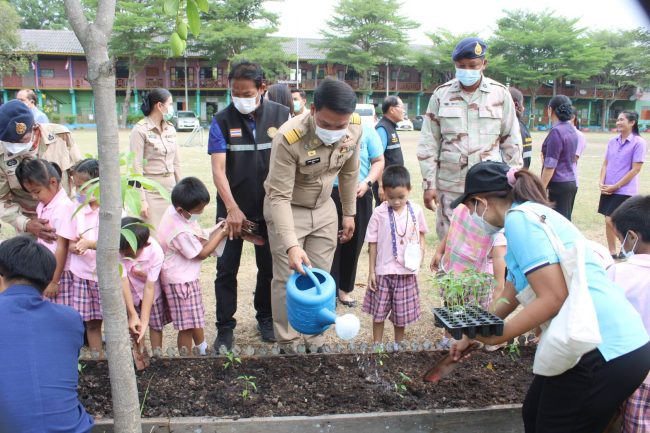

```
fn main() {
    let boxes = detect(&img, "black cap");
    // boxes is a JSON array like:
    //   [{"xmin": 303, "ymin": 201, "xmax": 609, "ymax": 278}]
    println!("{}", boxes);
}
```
[
  {"xmin": 452, "ymin": 37, "xmax": 487, "ymax": 62},
  {"xmin": 451, "ymin": 161, "xmax": 511, "ymax": 209},
  {"xmin": 0, "ymin": 100, "xmax": 34, "ymax": 142}
]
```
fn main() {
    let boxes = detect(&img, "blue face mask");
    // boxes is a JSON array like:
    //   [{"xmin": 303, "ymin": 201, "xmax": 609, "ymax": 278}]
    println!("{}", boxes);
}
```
[
  {"xmin": 75, "ymin": 192, "xmax": 87, "ymax": 204},
  {"xmin": 455, "ymin": 68, "xmax": 482, "ymax": 87}
]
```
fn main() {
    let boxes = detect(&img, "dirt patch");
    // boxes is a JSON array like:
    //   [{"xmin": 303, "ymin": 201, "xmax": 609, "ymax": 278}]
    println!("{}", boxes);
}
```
[{"xmin": 79, "ymin": 346, "xmax": 534, "ymax": 419}]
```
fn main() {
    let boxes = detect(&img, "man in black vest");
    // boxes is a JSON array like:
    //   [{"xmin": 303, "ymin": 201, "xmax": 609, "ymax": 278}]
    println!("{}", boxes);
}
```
[
  {"xmin": 509, "ymin": 87, "xmax": 533, "ymax": 169},
  {"xmin": 208, "ymin": 61, "xmax": 290, "ymax": 350},
  {"xmin": 373, "ymin": 95, "xmax": 405, "ymax": 205}
]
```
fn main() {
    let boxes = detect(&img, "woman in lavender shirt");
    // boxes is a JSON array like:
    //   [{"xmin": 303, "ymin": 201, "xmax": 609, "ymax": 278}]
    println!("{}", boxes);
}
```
[
  {"xmin": 599, "ymin": 110, "xmax": 647, "ymax": 258},
  {"xmin": 540, "ymin": 95, "xmax": 579, "ymax": 220}
]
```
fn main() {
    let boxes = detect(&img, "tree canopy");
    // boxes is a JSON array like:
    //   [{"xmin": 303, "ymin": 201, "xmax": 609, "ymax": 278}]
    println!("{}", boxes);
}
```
[{"xmin": 0, "ymin": 1, "xmax": 29, "ymax": 78}]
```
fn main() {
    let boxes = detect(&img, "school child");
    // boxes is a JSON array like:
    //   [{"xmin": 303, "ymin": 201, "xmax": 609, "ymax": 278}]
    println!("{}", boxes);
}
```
[
  {"xmin": 60, "ymin": 159, "xmax": 102, "ymax": 353},
  {"xmin": 157, "ymin": 177, "xmax": 228, "ymax": 354},
  {"xmin": 119, "ymin": 216, "xmax": 168, "ymax": 353},
  {"xmin": 15, "ymin": 159, "xmax": 75, "ymax": 305},
  {"xmin": 609, "ymin": 195, "xmax": 650, "ymax": 433},
  {"xmin": 362, "ymin": 166, "xmax": 428, "ymax": 344}
]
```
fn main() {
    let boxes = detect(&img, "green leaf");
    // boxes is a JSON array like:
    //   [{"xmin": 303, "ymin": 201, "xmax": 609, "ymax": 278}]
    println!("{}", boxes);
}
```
[
  {"xmin": 120, "ymin": 228, "xmax": 138, "ymax": 255},
  {"xmin": 124, "ymin": 188, "xmax": 142, "ymax": 217},
  {"xmin": 195, "ymin": 0, "xmax": 208, "ymax": 13},
  {"xmin": 186, "ymin": 0, "xmax": 200, "ymax": 36},
  {"xmin": 177, "ymin": 21, "xmax": 188, "ymax": 40},
  {"xmin": 162, "ymin": 0, "xmax": 179, "ymax": 16},
  {"xmin": 170, "ymin": 31, "xmax": 184, "ymax": 57}
]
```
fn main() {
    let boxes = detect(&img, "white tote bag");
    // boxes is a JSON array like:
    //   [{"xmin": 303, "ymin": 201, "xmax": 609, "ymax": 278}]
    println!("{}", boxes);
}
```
[{"xmin": 509, "ymin": 205, "xmax": 602, "ymax": 376}]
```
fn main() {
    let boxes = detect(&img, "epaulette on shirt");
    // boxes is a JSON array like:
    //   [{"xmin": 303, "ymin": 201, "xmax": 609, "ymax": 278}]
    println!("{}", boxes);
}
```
[
  {"xmin": 136, "ymin": 118, "xmax": 147, "ymax": 125},
  {"xmin": 487, "ymin": 79, "xmax": 507, "ymax": 89},
  {"xmin": 349, "ymin": 113, "xmax": 361, "ymax": 125},
  {"xmin": 44, "ymin": 123, "xmax": 71, "ymax": 134},
  {"xmin": 434, "ymin": 82, "xmax": 453, "ymax": 93},
  {"xmin": 283, "ymin": 128, "xmax": 303, "ymax": 145}
]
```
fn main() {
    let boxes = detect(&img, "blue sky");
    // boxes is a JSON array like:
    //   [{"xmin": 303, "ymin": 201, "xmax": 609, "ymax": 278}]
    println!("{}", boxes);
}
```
[{"xmin": 266, "ymin": 0, "xmax": 650, "ymax": 45}]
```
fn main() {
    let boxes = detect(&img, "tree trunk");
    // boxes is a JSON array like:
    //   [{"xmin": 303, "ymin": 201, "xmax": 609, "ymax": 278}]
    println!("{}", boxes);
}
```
[
  {"xmin": 63, "ymin": 1, "xmax": 142, "ymax": 432},
  {"xmin": 529, "ymin": 90, "xmax": 537, "ymax": 129},
  {"xmin": 120, "ymin": 56, "xmax": 134, "ymax": 129}
]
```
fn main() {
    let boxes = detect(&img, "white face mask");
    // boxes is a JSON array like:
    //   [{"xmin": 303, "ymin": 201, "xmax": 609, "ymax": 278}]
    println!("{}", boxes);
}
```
[
  {"xmin": 621, "ymin": 231, "xmax": 638, "ymax": 258},
  {"xmin": 315, "ymin": 125, "xmax": 347, "ymax": 145},
  {"xmin": 232, "ymin": 96, "xmax": 258, "ymax": 114},
  {"xmin": 1, "ymin": 136, "xmax": 34, "ymax": 156},
  {"xmin": 188, "ymin": 214, "xmax": 200, "ymax": 223},
  {"xmin": 471, "ymin": 200, "xmax": 501, "ymax": 235}
]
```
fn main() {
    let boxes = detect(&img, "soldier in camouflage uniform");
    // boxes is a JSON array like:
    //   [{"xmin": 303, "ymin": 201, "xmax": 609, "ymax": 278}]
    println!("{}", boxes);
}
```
[
  {"xmin": 0, "ymin": 100, "xmax": 81, "ymax": 240},
  {"xmin": 417, "ymin": 37, "xmax": 523, "ymax": 240}
]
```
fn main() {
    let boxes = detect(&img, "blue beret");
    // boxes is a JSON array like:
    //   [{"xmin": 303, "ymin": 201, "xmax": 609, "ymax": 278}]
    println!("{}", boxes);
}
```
[
  {"xmin": 452, "ymin": 37, "xmax": 488, "ymax": 61},
  {"xmin": 0, "ymin": 100, "xmax": 34, "ymax": 142}
]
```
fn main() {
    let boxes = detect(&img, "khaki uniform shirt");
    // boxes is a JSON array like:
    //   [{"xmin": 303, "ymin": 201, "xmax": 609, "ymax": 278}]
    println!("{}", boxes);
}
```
[
  {"xmin": 417, "ymin": 76, "xmax": 523, "ymax": 193},
  {"xmin": 264, "ymin": 112, "xmax": 362, "ymax": 251},
  {"xmin": 130, "ymin": 117, "xmax": 180, "ymax": 177},
  {"xmin": 0, "ymin": 123, "xmax": 81, "ymax": 231}
]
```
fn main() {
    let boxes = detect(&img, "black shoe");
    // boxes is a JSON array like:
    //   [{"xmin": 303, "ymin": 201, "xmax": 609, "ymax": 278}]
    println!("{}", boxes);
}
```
[
  {"xmin": 257, "ymin": 320, "xmax": 276, "ymax": 342},
  {"xmin": 214, "ymin": 328, "xmax": 234, "ymax": 352}
]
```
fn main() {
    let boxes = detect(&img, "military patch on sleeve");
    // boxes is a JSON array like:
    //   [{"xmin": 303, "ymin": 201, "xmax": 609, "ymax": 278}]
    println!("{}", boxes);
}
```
[
  {"xmin": 283, "ymin": 128, "xmax": 302, "ymax": 144},
  {"xmin": 349, "ymin": 113, "xmax": 361, "ymax": 125},
  {"xmin": 267, "ymin": 127, "xmax": 278, "ymax": 138}
]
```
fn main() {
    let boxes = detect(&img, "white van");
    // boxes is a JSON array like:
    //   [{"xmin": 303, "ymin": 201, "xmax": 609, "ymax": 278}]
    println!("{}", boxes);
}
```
[{"xmin": 354, "ymin": 103, "xmax": 376, "ymax": 127}]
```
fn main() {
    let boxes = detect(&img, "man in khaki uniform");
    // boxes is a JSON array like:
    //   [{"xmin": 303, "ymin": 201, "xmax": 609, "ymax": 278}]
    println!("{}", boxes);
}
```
[
  {"xmin": 0, "ymin": 100, "xmax": 81, "ymax": 240},
  {"xmin": 417, "ymin": 37, "xmax": 522, "ymax": 239},
  {"xmin": 264, "ymin": 78, "xmax": 361, "ymax": 346}
]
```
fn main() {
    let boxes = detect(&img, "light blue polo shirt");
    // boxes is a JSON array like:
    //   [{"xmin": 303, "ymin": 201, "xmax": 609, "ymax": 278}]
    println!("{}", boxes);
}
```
[
  {"xmin": 334, "ymin": 122, "xmax": 383, "ymax": 187},
  {"xmin": 504, "ymin": 201, "xmax": 649, "ymax": 362}
]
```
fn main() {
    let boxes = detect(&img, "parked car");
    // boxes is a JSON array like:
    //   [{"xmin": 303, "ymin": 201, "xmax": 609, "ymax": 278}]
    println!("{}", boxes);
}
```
[
  {"xmin": 354, "ymin": 103, "xmax": 377, "ymax": 127},
  {"xmin": 172, "ymin": 111, "xmax": 200, "ymax": 131},
  {"xmin": 412, "ymin": 115, "xmax": 424, "ymax": 131},
  {"xmin": 396, "ymin": 115, "xmax": 414, "ymax": 131}
]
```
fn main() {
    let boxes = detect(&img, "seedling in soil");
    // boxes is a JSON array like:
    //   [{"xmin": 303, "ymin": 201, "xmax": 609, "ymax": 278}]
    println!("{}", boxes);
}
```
[
  {"xmin": 374, "ymin": 345, "xmax": 389, "ymax": 367},
  {"xmin": 237, "ymin": 375, "xmax": 257, "ymax": 400},
  {"xmin": 223, "ymin": 351, "xmax": 241, "ymax": 370},
  {"xmin": 140, "ymin": 373, "xmax": 155, "ymax": 415},
  {"xmin": 507, "ymin": 342, "xmax": 521, "ymax": 361},
  {"xmin": 394, "ymin": 372, "xmax": 411, "ymax": 398},
  {"xmin": 78, "ymin": 361, "xmax": 86, "ymax": 374}
]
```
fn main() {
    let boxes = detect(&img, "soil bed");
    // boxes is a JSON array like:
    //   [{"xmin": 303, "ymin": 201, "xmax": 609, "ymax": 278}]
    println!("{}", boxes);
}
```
[{"xmin": 79, "ymin": 346, "xmax": 534, "ymax": 419}]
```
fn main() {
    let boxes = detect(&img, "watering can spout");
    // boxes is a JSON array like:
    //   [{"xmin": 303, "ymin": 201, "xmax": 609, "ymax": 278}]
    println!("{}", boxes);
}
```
[{"xmin": 317, "ymin": 308, "xmax": 338, "ymax": 327}]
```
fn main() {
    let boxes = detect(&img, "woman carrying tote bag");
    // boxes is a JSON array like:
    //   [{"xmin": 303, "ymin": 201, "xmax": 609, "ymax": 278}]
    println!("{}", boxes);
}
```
[{"xmin": 449, "ymin": 161, "xmax": 650, "ymax": 433}]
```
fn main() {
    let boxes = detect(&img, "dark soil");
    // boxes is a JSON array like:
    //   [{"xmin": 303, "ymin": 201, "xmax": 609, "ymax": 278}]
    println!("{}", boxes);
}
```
[{"xmin": 79, "ymin": 347, "xmax": 534, "ymax": 419}]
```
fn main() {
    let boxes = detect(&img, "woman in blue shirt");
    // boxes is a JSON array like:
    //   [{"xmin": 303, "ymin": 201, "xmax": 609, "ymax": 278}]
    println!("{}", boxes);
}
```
[{"xmin": 450, "ymin": 161, "xmax": 650, "ymax": 433}]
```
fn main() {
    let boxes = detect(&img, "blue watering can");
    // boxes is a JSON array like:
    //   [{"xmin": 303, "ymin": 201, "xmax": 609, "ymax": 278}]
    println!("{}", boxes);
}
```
[{"xmin": 286, "ymin": 265, "xmax": 360, "ymax": 339}]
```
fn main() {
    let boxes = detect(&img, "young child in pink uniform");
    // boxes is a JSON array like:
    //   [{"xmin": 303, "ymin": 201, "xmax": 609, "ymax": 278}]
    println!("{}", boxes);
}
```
[
  {"xmin": 609, "ymin": 195, "xmax": 650, "ymax": 433},
  {"xmin": 158, "ymin": 177, "xmax": 228, "ymax": 354},
  {"xmin": 363, "ymin": 166, "xmax": 428, "ymax": 344},
  {"xmin": 119, "ymin": 216, "xmax": 169, "ymax": 353},
  {"xmin": 16, "ymin": 159, "xmax": 75, "ymax": 305},
  {"xmin": 59, "ymin": 159, "xmax": 102, "ymax": 353}
]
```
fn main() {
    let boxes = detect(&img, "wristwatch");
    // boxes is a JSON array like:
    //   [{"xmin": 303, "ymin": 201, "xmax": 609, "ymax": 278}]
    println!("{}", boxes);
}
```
[{"xmin": 366, "ymin": 180, "xmax": 373, "ymax": 188}]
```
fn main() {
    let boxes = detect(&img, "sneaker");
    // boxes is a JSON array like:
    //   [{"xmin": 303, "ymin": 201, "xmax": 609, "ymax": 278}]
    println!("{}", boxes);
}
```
[
  {"xmin": 214, "ymin": 328, "xmax": 234, "ymax": 352},
  {"xmin": 257, "ymin": 320, "xmax": 276, "ymax": 342}
]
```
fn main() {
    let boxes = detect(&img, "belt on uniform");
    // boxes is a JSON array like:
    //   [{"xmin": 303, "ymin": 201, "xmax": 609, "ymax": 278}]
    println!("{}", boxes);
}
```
[{"xmin": 145, "ymin": 172, "xmax": 173, "ymax": 177}]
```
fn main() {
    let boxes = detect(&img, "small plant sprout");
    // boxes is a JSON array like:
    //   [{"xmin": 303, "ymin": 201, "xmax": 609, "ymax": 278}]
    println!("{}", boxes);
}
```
[
  {"xmin": 77, "ymin": 361, "xmax": 86, "ymax": 374},
  {"xmin": 507, "ymin": 341, "xmax": 521, "ymax": 361},
  {"xmin": 223, "ymin": 351, "xmax": 242, "ymax": 370},
  {"xmin": 374, "ymin": 345, "xmax": 388, "ymax": 367},
  {"xmin": 434, "ymin": 269, "xmax": 496, "ymax": 313},
  {"xmin": 394, "ymin": 372, "xmax": 411, "ymax": 398},
  {"xmin": 237, "ymin": 375, "xmax": 257, "ymax": 400}
]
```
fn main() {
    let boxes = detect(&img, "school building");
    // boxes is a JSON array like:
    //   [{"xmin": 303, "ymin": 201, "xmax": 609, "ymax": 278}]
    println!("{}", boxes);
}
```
[{"xmin": 3, "ymin": 29, "xmax": 648, "ymax": 130}]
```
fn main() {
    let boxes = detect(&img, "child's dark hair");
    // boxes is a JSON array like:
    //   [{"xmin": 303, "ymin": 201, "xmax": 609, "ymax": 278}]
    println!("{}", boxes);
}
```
[
  {"xmin": 610, "ymin": 195, "xmax": 650, "ymax": 243},
  {"xmin": 15, "ymin": 158, "xmax": 62, "ymax": 192},
  {"xmin": 382, "ymin": 165, "xmax": 411, "ymax": 189},
  {"xmin": 0, "ymin": 235, "xmax": 55, "ymax": 291},
  {"xmin": 119, "ymin": 217, "xmax": 150, "ymax": 254},
  {"xmin": 73, "ymin": 158, "xmax": 99, "ymax": 179},
  {"xmin": 141, "ymin": 88, "xmax": 172, "ymax": 116},
  {"xmin": 171, "ymin": 177, "xmax": 210, "ymax": 211}
]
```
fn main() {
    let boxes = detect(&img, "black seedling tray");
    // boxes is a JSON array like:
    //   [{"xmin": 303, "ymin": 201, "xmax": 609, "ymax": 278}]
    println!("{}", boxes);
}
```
[{"xmin": 433, "ymin": 305, "xmax": 504, "ymax": 340}]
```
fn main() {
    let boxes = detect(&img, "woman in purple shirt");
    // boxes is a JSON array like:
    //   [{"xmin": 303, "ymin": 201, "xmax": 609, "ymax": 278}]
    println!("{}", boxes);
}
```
[
  {"xmin": 599, "ymin": 110, "xmax": 647, "ymax": 258},
  {"xmin": 541, "ymin": 95, "xmax": 579, "ymax": 220}
]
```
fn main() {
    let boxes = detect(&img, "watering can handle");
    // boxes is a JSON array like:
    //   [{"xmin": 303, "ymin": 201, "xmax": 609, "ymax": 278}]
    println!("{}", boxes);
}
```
[{"xmin": 302, "ymin": 264, "xmax": 322, "ymax": 295}]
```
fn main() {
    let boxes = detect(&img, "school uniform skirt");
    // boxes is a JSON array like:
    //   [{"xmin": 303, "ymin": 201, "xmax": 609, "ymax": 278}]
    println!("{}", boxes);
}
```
[
  {"xmin": 135, "ymin": 295, "xmax": 171, "ymax": 332},
  {"xmin": 71, "ymin": 274, "xmax": 103, "ymax": 321},
  {"xmin": 162, "ymin": 279, "xmax": 205, "ymax": 330},
  {"xmin": 49, "ymin": 269, "xmax": 74, "ymax": 307}
]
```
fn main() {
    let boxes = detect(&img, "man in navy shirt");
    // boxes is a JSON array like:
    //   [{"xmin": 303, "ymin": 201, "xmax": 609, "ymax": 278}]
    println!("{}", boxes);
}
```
[{"xmin": 0, "ymin": 236, "xmax": 94, "ymax": 433}]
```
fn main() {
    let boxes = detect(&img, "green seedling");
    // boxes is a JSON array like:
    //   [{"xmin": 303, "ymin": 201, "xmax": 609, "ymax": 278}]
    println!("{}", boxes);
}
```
[
  {"xmin": 77, "ymin": 361, "xmax": 86, "ymax": 374},
  {"xmin": 237, "ymin": 375, "xmax": 257, "ymax": 400},
  {"xmin": 507, "ymin": 341, "xmax": 521, "ymax": 361},
  {"xmin": 433, "ymin": 269, "xmax": 496, "ymax": 313},
  {"xmin": 394, "ymin": 372, "xmax": 411, "ymax": 398},
  {"xmin": 374, "ymin": 345, "xmax": 389, "ymax": 367},
  {"xmin": 223, "ymin": 351, "xmax": 241, "ymax": 370},
  {"xmin": 140, "ymin": 373, "xmax": 155, "ymax": 415}
]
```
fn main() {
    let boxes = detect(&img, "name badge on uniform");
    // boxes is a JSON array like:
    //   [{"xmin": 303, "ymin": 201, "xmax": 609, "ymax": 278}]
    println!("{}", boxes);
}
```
[
  {"xmin": 307, "ymin": 150, "xmax": 316, "ymax": 156},
  {"xmin": 230, "ymin": 128, "xmax": 242, "ymax": 138},
  {"xmin": 306, "ymin": 157, "xmax": 321, "ymax": 165},
  {"xmin": 6, "ymin": 159, "xmax": 17, "ymax": 167}
]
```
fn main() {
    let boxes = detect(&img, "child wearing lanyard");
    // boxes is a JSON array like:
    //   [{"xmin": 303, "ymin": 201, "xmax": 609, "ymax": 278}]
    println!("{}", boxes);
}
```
[{"xmin": 362, "ymin": 166, "xmax": 428, "ymax": 346}]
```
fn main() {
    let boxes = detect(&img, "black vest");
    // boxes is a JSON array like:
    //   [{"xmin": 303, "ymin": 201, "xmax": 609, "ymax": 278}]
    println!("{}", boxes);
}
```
[
  {"xmin": 214, "ymin": 98, "xmax": 289, "ymax": 221},
  {"xmin": 519, "ymin": 119, "xmax": 533, "ymax": 169},
  {"xmin": 375, "ymin": 117, "xmax": 404, "ymax": 166}
]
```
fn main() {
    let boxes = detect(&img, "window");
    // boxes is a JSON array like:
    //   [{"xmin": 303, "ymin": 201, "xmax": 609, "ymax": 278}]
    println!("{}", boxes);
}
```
[
  {"xmin": 39, "ymin": 69, "xmax": 54, "ymax": 78},
  {"xmin": 115, "ymin": 62, "xmax": 129, "ymax": 79},
  {"xmin": 146, "ymin": 67, "xmax": 159, "ymax": 77},
  {"xmin": 200, "ymin": 67, "xmax": 213, "ymax": 79}
]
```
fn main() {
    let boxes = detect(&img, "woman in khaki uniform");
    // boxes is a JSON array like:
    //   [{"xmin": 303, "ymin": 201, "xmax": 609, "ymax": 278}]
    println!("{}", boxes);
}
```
[{"xmin": 129, "ymin": 88, "xmax": 181, "ymax": 231}]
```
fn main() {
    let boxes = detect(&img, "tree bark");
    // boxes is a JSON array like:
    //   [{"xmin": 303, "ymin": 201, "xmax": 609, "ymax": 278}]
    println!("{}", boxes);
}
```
[{"xmin": 63, "ymin": 1, "xmax": 142, "ymax": 432}]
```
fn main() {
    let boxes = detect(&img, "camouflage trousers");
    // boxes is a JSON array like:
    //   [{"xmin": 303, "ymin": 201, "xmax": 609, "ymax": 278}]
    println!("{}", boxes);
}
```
[{"xmin": 435, "ymin": 190, "xmax": 463, "ymax": 240}]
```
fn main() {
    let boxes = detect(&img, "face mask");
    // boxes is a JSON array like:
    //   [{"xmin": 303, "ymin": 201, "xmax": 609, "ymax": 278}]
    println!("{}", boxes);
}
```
[
  {"xmin": 2, "ymin": 136, "xmax": 34, "ymax": 156},
  {"xmin": 455, "ymin": 68, "xmax": 482, "ymax": 87},
  {"xmin": 232, "ymin": 96, "xmax": 258, "ymax": 115},
  {"xmin": 163, "ymin": 105, "xmax": 174, "ymax": 122},
  {"xmin": 293, "ymin": 100, "xmax": 302, "ymax": 113},
  {"xmin": 621, "ymin": 231, "xmax": 638, "ymax": 258},
  {"xmin": 75, "ymin": 192, "xmax": 87, "ymax": 203},
  {"xmin": 188, "ymin": 214, "xmax": 200, "ymax": 223},
  {"xmin": 315, "ymin": 125, "xmax": 347, "ymax": 145},
  {"xmin": 471, "ymin": 200, "xmax": 501, "ymax": 235}
]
